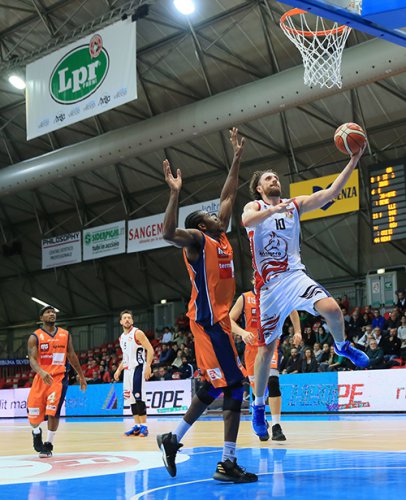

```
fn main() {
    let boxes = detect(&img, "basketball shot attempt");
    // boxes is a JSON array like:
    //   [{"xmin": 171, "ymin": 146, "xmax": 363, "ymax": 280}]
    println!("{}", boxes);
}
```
[
  {"xmin": 157, "ymin": 127, "xmax": 257, "ymax": 483},
  {"xmin": 243, "ymin": 135, "xmax": 369, "ymax": 440}
]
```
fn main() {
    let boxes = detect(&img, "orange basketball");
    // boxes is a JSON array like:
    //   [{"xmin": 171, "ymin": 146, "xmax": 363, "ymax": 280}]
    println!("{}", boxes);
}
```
[{"xmin": 334, "ymin": 123, "xmax": 366, "ymax": 155}]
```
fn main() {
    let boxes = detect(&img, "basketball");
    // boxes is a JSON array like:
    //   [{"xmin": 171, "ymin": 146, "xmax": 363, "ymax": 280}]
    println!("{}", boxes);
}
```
[{"xmin": 334, "ymin": 122, "xmax": 367, "ymax": 155}]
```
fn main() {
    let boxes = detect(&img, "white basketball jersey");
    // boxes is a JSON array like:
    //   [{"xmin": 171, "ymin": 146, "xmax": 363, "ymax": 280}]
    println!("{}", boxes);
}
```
[
  {"xmin": 119, "ymin": 327, "xmax": 145, "ymax": 370},
  {"xmin": 245, "ymin": 198, "xmax": 305, "ymax": 285}
]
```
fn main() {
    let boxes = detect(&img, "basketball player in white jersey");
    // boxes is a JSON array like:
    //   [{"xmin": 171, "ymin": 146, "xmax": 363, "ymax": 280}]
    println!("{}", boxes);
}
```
[
  {"xmin": 114, "ymin": 310, "xmax": 154, "ymax": 437},
  {"xmin": 242, "ymin": 144, "xmax": 369, "ymax": 438}
]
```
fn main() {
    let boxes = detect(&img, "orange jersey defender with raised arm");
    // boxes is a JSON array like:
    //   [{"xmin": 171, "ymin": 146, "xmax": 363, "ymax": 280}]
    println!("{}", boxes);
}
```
[
  {"xmin": 240, "ymin": 291, "xmax": 279, "ymax": 388},
  {"xmin": 183, "ymin": 232, "xmax": 245, "ymax": 388},
  {"xmin": 27, "ymin": 327, "xmax": 70, "ymax": 425}
]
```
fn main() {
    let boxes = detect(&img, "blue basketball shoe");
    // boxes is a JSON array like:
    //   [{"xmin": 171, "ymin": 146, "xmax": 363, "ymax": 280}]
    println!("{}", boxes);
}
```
[
  {"xmin": 124, "ymin": 425, "xmax": 140, "ymax": 436},
  {"xmin": 139, "ymin": 425, "xmax": 149, "ymax": 437},
  {"xmin": 334, "ymin": 341, "xmax": 370, "ymax": 368},
  {"xmin": 251, "ymin": 404, "xmax": 269, "ymax": 441}
]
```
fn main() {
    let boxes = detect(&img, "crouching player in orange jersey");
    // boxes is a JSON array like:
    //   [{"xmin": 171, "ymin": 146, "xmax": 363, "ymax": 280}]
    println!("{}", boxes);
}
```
[
  {"xmin": 27, "ymin": 306, "xmax": 87, "ymax": 457},
  {"xmin": 230, "ymin": 290, "xmax": 301, "ymax": 441}
]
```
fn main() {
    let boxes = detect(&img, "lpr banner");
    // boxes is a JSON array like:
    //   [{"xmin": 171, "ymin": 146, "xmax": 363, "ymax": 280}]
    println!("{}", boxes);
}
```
[
  {"xmin": 83, "ymin": 221, "xmax": 126, "ymax": 261},
  {"xmin": 26, "ymin": 19, "xmax": 137, "ymax": 140},
  {"xmin": 42, "ymin": 232, "xmax": 81, "ymax": 269},
  {"xmin": 289, "ymin": 170, "xmax": 359, "ymax": 221}
]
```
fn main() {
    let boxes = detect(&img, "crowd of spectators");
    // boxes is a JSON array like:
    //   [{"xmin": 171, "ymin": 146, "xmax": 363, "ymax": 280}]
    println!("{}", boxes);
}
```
[{"xmin": 2, "ymin": 290, "xmax": 405, "ymax": 390}]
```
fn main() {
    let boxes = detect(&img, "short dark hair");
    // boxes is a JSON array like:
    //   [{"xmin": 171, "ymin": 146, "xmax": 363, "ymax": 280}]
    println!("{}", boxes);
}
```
[
  {"xmin": 184, "ymin": 210, "xmax": 207, "ymax": 229},
  {"xmin": 39, "ymin": 305, "xmax": 55, "ymax": 317},
  {"xmin": 120, "ymin": 309, "xmax": 133, "ymax": 319},
  {"xmin": 249, "ymin": 169, "xmax": 278, "ymax": 200}
]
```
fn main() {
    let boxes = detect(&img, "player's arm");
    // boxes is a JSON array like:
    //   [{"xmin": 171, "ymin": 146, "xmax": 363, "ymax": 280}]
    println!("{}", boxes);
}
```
[
  {"xmin": 136, "ymin": 330, "xmax": 154, "ymax": 380},
  {"xmin": 242, "ymin": 199, "xmax": 292, "ymax": 227},
  {"xmin": 296, "ymin": 144, "xmax": 366, "ymax": 214},
  {"xmin": 162, "ymin": 159, "xmax": 203, "ymax": 250},
  {"xmin": 27, "ymin": 334, "xmax": 53, "ymax": 385},
  {"xmin": 230, "ymin": 295, "xmax": 255, "ymax": 345},
  {"xmin": 114, "ymin": 361, "xmax": 125, "ymax": 381},
  {"xmin": 67, "ymin": 335, "xmax": 87, "ymax": 392},
  {"xmin": 289, "ymin": 310, "xmax": 302, "ymax": 347},
  {"xmin": 217, "ymin": 127, "xmax": 245, "ymax": 229}
]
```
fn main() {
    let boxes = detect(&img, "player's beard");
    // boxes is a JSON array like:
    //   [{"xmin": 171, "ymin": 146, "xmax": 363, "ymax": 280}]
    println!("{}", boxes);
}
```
[{"xmin": 265, "ymin": 185, "xmax": 281, "ymax": 198}]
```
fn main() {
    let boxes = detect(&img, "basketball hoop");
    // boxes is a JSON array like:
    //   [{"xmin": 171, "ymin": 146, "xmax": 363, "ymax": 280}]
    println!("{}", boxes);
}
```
[{"xmin": 280, "ymin": 8, "xmax": 352, "ymax": 89}]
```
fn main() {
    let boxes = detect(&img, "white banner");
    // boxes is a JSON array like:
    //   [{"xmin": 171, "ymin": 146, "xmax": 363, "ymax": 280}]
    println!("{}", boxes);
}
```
[
  {"xmin": 83, "ymin": 221, "xmax": 126, "ymax": 261},
  {"xmin": 178, "ymin": 198, "xmax": 231, "ymax": 232},
  {"xmin": 26, "ymin": 20, "xmax": 137, "ymax": 140},
  {"xmin": 337, "ymin": 370, "xmax": 406, "ymax": 412},
  {"xmin": 42, "ymin": 232, "xmax": 81, "ymax": 269},
  {"xmin": 127, "ymin": 213, "xmax": 169, "ymax": 253},
  {"xmin": 0, "ymin": 388, "xmax": 66, "ymax": 418}
]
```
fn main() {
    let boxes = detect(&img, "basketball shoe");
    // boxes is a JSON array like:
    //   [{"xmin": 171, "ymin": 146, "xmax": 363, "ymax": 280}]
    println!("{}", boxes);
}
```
[
  {"xmin": 213, "ymin": 459, "xmax": 258, "ymax": 483},
  {"xmin": 271, "ymin": 423, "xmax": 286, "ymax": 441},
  {"xmin": 139, "ymin": 425, "xmax": 148, "ymax": 437},
  {"xmin": 252, "ymin": 404, "xmax": 269, "ymax": 440},
  {"xmin": 124, "ymin": 425, "xmax": 141, "ymax": 436},
  {"xmin": 32, "ymin": 428, "xmax": 43, "ymax": 452},
  {"xmin": 334, "ymin": 341, "xmax": 370, "ymax": 368},
  {"xmin": 156, "ymin": 432, "xmax": 183, "ymax": 477},
  {"xmin": 39, "ymin": 442, "xmax": 53, "ymax": 458}
]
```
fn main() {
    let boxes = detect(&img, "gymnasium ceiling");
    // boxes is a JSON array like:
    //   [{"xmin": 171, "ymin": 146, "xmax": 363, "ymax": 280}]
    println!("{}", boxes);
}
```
[{"xmin": 0, "ymin": 0, "xmax": 405, "ymax": 328}]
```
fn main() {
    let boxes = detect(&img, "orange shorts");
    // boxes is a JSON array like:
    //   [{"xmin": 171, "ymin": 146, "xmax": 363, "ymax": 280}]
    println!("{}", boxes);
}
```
[
  {"xmin": 27, "ymin": 372, "xmax": 67, "ymax": 425},
  {"xmin": 190, "ymin": 317, "xmax": 246, "ymax": 388},
  {"xmin": 245, "ymin": 342, "xmax": 279, "ymax": 389}
]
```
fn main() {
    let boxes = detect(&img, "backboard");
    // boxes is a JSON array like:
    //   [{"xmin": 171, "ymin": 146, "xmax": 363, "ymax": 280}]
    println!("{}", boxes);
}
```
[{"xmin": 282, "ymin": 1, "xmax": 406, "ymax": 47}]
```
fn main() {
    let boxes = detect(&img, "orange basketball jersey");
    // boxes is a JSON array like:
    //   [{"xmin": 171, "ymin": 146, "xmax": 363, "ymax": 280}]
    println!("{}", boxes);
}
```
[
  {"xmin": 184, "ymin": 232, "xmax": 235, "ymax": 326},
  {"xmin": 31, "ymin": 327, "xmax": 69, "ymax": 376}
]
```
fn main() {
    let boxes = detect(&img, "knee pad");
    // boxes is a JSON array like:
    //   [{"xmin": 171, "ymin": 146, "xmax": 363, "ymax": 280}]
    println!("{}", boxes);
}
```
[
  {"xmin": 268, "ymin": 375, "xmax": 281, "ymax": 398},
  {"xmin": 196, "ymin": 381, "xmax": 221, "ymax": 405},
  {"xmin": 135, "ymin": 400, "xmax": 147, "ymax": 416},
  {"xmin": 223, "ymin": 383, "xmax": 243, "ymax": 412}
]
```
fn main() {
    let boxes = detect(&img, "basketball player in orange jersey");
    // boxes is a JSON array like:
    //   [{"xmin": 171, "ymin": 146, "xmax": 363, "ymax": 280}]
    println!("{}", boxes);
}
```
[
  {"xmin": 157, "ymin": 127, "xmax": 257, "ymax": 484},
  {"xmin": 27, "ymin": 306, "xmax": 87, "ymax": 457},
  {"xmin": 230, "ymin": 291, "xmax": 301, "ymax": 441},
  {"xmin": 242, "ymin": 143, "xmax": 369, "ymax": 439}
]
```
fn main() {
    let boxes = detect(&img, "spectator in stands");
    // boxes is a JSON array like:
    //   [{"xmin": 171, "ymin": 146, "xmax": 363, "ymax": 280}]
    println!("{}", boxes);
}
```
[
  {"xmin": 84, "ymin": 359, "xmax": 99, "ymax": 381},
  {"xmin": 301, "ymin": 348, "xmax": 319, "ymax": 373},
  {"xmin": 319, "ymin": 346, "xmax": 343, "ymax": 372},
  {"xmin": 156, "ymin": 366, "xmax": 172, "ymax": 381},
  {"xmin": 313, "ymin": 343, "xmax": 324, "ymax": 363},
  {"xmin": 173, "ymin": 330, "xmax": 188, "ymax": 348},
  {"xmin": 159, "ymin": 343, "xmax": 173, "ymax": 365},
  {"xmin": 149, "ymin": 368, "xmax": 160, "ymax": 381},
  {"xmin": 362, "ymin": 305, "xmax": 373, "ymax": 320},
  {"xmin": 341, "ymin": 295, "xmax": 350, "ymax": 311},
  {"xmin": 348, "ymin": 309, "xmax": 364, "ymax": 341},
  {"xmin": 161, "ymin": 327, "xmax": 173, "ymax": 344},
  {"xmin": 398, "ymin": 314, "xmax": 406, "ymax": 360},
  {"xmin": 302, "ymin": 326, "xmax": 316, "ymax": 348},
  {"xmin": 172, "ymin": 350, "xmax": 184, "ymax": 369},
  {"xmin": 178, "ymin": 356, "xmax": 194, "ymax": 379},
  {"xmin": 395, "ymin": 289, "xmax": 406, "ymax": 312},
  {"xmin": 366, "ymin": 339, "xmax": 384, "ymax": 369},
  {"xmin": 340, "ymin": 307, "xmax": 350, "ymax": 324},
  {"xmin": 88, "ymin": 371, "xmax": 102, "ymax": 384},
  {"xmin": 381, "ymin": 328, "xmax": 401, "ymax": 362},
  {"xmin": 282, "ymin": 348, "xmax": 301, "ymax": 375},
  {"xmin": 361, "ymin": 312, "xmax": 372, "ymax": 329},
  {"xmin": 176, "ymin": 313, "xmax": 190, "ymax": 333},
  {"xmin": 319, "ymin": 343, "xmax": 331, "ymax": 363},
  {"xmin": 373, "ymin": 327, "xmax": 384, "ymax": 345},
  {"xmin": 316, "ymin": 326, "xmax": 332, "ymax": 346},
  {"xmin": 384, "ymin": 310, "xmax": 401, "ymax": 332},
  {"xmin": 371, "ymin": 309, "xmax": 385, "ymax": 331}
]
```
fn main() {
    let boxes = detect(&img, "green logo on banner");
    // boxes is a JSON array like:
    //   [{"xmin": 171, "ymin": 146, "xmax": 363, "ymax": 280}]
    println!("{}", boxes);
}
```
[{"xmin": 49, "ymin": 35, "xmax": 109, "ymax": 104}]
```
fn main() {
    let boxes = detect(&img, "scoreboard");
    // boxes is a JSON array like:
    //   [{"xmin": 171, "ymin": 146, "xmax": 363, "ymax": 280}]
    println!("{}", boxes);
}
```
[{"xmin": 370, "ymin": 161, "xmax": 406, "ymax": 244}]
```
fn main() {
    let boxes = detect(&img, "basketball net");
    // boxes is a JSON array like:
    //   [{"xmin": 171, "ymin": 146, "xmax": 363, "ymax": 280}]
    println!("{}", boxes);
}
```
[{"xmin": 280, "ymin": 9, "xmax": 352, "ymax": 89}]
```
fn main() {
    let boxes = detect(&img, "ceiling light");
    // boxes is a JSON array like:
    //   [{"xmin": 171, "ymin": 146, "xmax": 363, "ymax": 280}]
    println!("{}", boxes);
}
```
[
  {"xmin": 8, "ymin": 73, "xmax": 26, "ymax": 90},
  {"xmin": 173, "ymin": 0, "xmax": 195, "ymax": 16},
  {"xmin": 31, "ymin": 297, "xmax": 60, "ymax": 313},
  {"xmin": 377, "ymin": 268, "xmax": 385, "ymax": 275},
  {"xmin": 160, "ymin": 299, "xmax": 167, "ymax": 304}
]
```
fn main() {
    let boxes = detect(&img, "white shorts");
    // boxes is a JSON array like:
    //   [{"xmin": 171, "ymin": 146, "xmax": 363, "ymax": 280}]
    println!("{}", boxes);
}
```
[
  {"xmin": 258, "ymin": 270, "xmax": 330, "ymax": 345},
  {"xmin": 123, "ymin": 365, "xmax": 144, "ymax": 404}
]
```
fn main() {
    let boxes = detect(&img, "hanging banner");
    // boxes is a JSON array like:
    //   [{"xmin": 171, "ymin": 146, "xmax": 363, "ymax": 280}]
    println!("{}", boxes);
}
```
[
  {"xmin": 83, "ymin": 221, "xmax": 126, "ymax": 261},
  {"xmin": 26, "ymin": 19, "xmax": 137, "ymax": 140},
  {"xmin": 127, "ymin": 213, "xmax": 169, "ymax": 253},
  {"xmin": 178, "ymin": 198, "xmax": 232, "ymax": 232},
  {"xmin": 42, "ymin": 232, "xmax": 81, "ymax": 269},
  {"xmin": 289, "ymin": 170, "xmax": 359, "ymax": 221}
]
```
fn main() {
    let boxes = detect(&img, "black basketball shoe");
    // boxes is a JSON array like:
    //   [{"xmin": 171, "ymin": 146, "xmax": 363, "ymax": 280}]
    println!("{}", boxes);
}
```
[
  {"xmin": 156, "ymin": 432, "xmax": 183, "ymax": 477},
  {"xmin": 32, "ymin": 428, "xmax": 43, "ymax": 452},
  {"xmin": 272, "ymin": 423, "xmax": 286, "ymax": 441},
  {"xmin": 39, "ymin": 441, "xmax": 53, "ymax": 458},
  {"xmin": 213, "ymin": 459, "xmax": 258, "ymax": 483}
]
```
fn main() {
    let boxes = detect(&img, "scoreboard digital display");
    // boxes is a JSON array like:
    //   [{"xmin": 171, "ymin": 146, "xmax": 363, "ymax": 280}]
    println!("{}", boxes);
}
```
[{"xmin": 370, "ymin": 161, "xmax": 406, "ymax": 244}]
